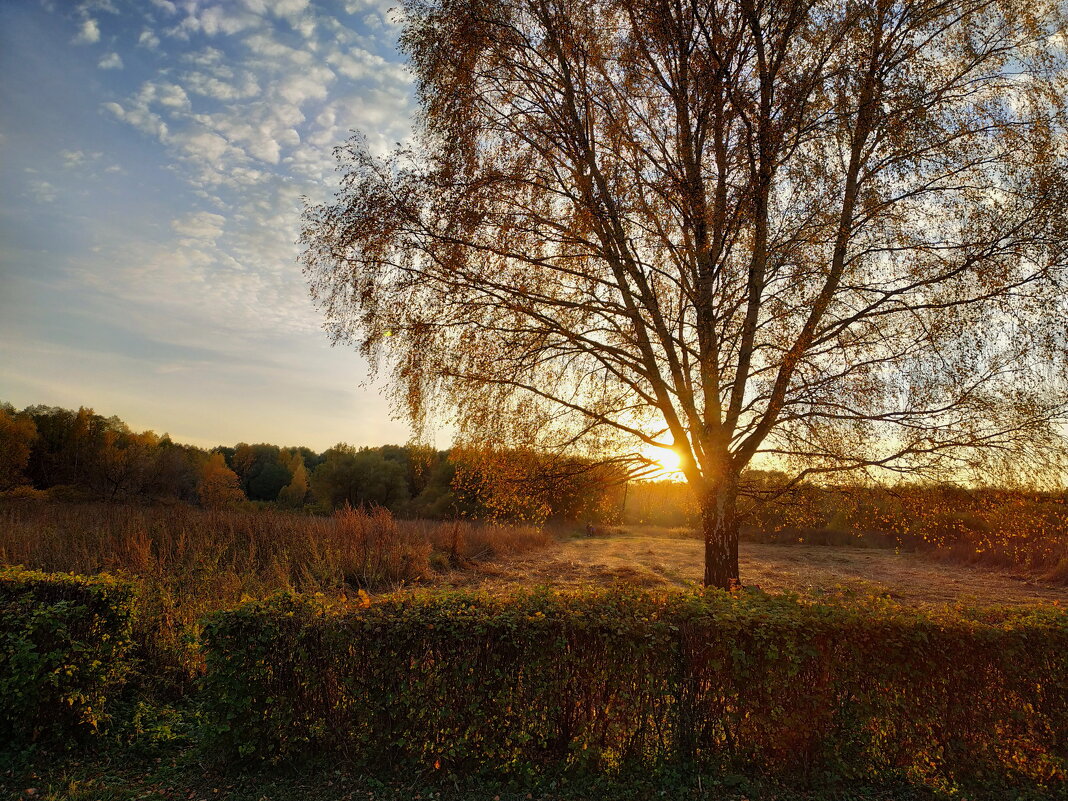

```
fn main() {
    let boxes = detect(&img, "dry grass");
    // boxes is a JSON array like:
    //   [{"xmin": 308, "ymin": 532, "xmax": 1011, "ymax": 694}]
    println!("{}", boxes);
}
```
[
  {"xmin": 4, "ymin": 500, "xmax": 1064, "ymax": 682},
  {"xmin": 440, "ymin": 527, "xmax": 1068, "ymax": 609},
  {"xmin": 0, "ymin": 502, "xmax": 550, "ymax": 588},
  {"xmin": 0, "ymin": 501, "xmax": 551, "ymax": 681},
  {"xmin": 741, "ymin": 487, "xmax": 1068, "ymax": 576}
]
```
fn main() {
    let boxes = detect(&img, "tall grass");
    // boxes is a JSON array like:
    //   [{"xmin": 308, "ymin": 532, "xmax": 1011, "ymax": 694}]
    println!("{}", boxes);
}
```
[
  {"xmin": 735, "ymin": 486, "xmax": 1068, "ymax": 581},
  {"xmin": 0, "ymin": 501, "xmax": 552, "ymax": 683}
]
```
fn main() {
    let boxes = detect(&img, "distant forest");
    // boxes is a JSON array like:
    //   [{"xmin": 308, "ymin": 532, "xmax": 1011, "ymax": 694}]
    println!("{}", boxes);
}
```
[
  {"xmin": 6, "ymin": 402, "xmax": 1066, "ymax": 566},
  {"xmin": 0, "ymin": 401, "xmax": 646, "ymax": 523}
]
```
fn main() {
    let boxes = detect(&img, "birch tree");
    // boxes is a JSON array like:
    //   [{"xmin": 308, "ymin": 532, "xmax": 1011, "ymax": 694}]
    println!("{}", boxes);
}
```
[{"xmin": 303, "ymin": 0, "xmax": 1068, "ymax": 587}]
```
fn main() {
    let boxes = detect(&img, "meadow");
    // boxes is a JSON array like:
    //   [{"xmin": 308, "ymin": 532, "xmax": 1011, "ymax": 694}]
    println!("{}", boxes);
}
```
[
  {"xmin": 3, "ymin": 499, "xmax": 1068, "ymax": 801},
  {"xmin": 446, "ymin": 528, "xmax": 1068, "ymax": 608},
  {"xmin": 626, "ymin": 481, "xmax": 1068, "ymax": 583},
  {"xmin": 0, "ymin": 501, "xmax": 550, "ymax": 683},
  {"xmin": 6, "ymin": 0, "xmax": 1068, "ymax": 796},
  {"xmin": 2, "ymin": 498, "xmax": 1066, "ymax": 684}
]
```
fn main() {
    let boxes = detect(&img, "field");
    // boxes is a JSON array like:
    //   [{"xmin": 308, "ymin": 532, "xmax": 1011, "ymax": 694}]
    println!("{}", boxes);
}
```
[
  {"xmin": 2, "ymin": 500, "xmax": 1065, "ymax": 682},
  {"xmin": 3, "ymin": 501, "xmax": 1068, "ymax": 801},
  {"xmin": 0, "ymin": 502, "xmax": 553, "ymax": 681},
  {"xmin": 448, "ymin": 528, "xmax": 1068, "ymax": 608},
  {"xmin": 5, "ymin": 501, "xmax": 1066, "ymax": 615}
]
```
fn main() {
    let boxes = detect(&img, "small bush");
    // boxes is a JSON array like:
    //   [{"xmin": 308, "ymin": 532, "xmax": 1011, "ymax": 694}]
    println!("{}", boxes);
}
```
[
  {"xmin": 0, "ymin": 567, "xmax": 136, "ymax": 749},
  {"xmin": 331, "ymin": 505, "xmax": 433, "ymax": 587},
  {"xmin": 426, "ymin": 519, "xmax": 552, "ymax": 563},
  {"xmin": 200, "ymin": 589, "xmax": 1068, "ymax": 793}
]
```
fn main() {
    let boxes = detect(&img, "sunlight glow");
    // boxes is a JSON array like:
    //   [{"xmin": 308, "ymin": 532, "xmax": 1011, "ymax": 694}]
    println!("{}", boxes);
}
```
[{"xmin": 642, "ymin": 444, "xmax": 683, "ymax": 477}]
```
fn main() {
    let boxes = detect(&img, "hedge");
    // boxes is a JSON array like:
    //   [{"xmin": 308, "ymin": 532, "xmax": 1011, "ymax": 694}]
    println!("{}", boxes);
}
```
[
  {"xmin": 0, "ymin": 567, "xmax": 136, "ymax": 748},
  {"xmin": 201, "ymin": 589, "xmax": 1068, "ymax": 791}
]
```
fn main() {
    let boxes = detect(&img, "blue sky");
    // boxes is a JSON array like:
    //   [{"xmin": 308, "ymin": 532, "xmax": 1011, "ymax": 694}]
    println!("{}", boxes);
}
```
[{"xmin": 0, "ymin": 0, "xmax": 419, "ymax": 450}]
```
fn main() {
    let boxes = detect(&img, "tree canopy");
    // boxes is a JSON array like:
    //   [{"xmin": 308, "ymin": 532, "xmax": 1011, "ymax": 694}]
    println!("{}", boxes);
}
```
[{"xmin": 303, "ymin": 0, "xmax": 1068, "ymax": 586}]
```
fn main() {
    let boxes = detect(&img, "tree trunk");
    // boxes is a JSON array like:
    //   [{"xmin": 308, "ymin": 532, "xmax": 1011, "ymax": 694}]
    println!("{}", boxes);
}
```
[{"xmin": 702, "ymin": 477, "xmax": 740, "ymax": 589}]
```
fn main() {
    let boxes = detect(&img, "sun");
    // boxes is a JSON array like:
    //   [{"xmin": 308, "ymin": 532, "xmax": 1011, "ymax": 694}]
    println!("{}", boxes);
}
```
[{"xmin": 641, "ymin": 444, "xmax": 682, "ymax": 477}]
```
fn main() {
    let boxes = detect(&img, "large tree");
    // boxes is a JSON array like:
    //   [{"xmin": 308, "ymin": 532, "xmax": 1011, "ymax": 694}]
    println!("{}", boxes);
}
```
[{"xmin": 303, "ymin": 0, "xmax": 1068, "ymax": 587}]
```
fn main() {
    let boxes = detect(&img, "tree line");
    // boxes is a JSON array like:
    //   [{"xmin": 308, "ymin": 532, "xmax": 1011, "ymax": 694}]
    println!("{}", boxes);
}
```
[{"xmin": 0, "ymin": 402, "xmax": 626, "ymax": 522}]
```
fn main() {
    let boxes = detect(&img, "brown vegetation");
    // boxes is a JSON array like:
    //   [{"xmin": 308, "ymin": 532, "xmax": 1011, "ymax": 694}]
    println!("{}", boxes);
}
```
[
  {"xmin": 628, "ymin": 479, "xmax": 1068, "ymax": 580},
  {"xmin": 442, "ymin": 529, "xmax": 1068, "ymax": 608},
  {"xmin": 2, "ymin": 495, "xmax": 1065, "ymax": 685},
  {"xmin": 0, "ymin": 501, "xmax": 550, "ymax": 680},
  {"xmin": 1, "ymin": 402, "xmax": 631, "ymax": 526}
]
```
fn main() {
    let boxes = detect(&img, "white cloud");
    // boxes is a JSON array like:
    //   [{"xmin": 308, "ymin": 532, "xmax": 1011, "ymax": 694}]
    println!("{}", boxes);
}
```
[
  {"xmin": 61, "ymin": 149, "xmax": 87, "ymax": 167},
  {"xmin": 243, "ymin": 32, "xmax": 313, "ymax": 63},
  {"xmin": 98, "ymin": 52, "xmax": 124, "ymax": 70},
  {"xmin": 275, "ymin": 68, "xmax": 333, "ymax": 105},
  {"xmin": 174, "ymin": 130, "xmax": 234, "ymax": 165},
  {"xmin": 172, "ymin": 211, "xmax": 227, "ymax": 244},
  {"xmin": 166, "ymin": 5, "xmax": 264, "ymax": 39},
  {"xmin": 342, "ymin": 0, "xmax": 392, "ymax": 15},
  {"xmin": 182, "ymin": 70, "xmax": 261, "ymax": 102},
  {"xmin": 73, "ymin": 18, "xmax": 100, "ymax": 44},
  {"xmin": 105, "ymin": 2, "xmax": 419, "ymax": 183},
  {"xmin": 27, "ymin": 180, "xmax": 58, "ymax": 204},
  {"xmin": 7, "ymin": 0, "xmax": 427, "ymax": 451},
  {"xmin": 237, "ymin": 0, "xmax": 310, "ymax": 16},
  {"xmin": 291, "ymin": 15, "xmax": 317, "ymax": 39},
  {"xmin": 341, "ymin": 0, "xmax": 399, "ymax": 31},
  {"xmin": 78, "ymin": 0, "xmax": 119, "ymax": 13},
  {"xmin": 197, "ymin": 6, "xmax": 262, "ymax": 36},
  {"xmin": 271, "ymin": 0, "xmax": 310, "ymax": 16},
  {"xmin": 102, "ymin": 98, "xmax": 169, "ymax": 141},
  {"xmin": 182, "ymin": 47, "xmax": 226, "ymax": 69},
  {"xmin": 155, "ymin": 82, "xmax": 192, "ymax": 109},
  {"xmin": 98, "ymin": 0, "xmax": 418, "ymax": 331},
  {"xmin": 137, "ymin": 29, "xmax": 161, "ymax": 50},
  {"xmin": 60, "ymin": 149, "xmax": 104, "ymax": 168}
]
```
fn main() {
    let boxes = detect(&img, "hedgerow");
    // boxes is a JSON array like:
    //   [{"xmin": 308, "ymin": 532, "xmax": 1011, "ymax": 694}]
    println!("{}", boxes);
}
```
[
  {"xmin": 0, "ymin": 567, "xmax": 136, "ymax": 749},
  {"xmin": 201, "ymin": 589, "xmax": 1068, "ymax": 792}
]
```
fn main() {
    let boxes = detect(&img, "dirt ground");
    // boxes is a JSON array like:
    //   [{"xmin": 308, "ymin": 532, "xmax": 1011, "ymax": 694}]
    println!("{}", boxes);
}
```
[{"xmin": 441, "ymin": 529, "xmax": 1068, "ymax": 608}]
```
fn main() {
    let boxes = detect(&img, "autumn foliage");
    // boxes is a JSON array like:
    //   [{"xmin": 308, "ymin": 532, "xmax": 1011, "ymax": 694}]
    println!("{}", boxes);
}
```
[
  {"xmin": 0, "ymin": 502, "xmax": 551, "ymax": 682},
  {"xmin": 0, "ymin": 402, "xmax": 627, "ymax": 524},
  {"xmin": 197, "ymin": 452, "xmax": 244, "ymax": 509},
  {"xmin": 625, "ymin": 478, "xmax": 1068, "ymax": 581},
  {"xmin": 0, "ymin": 568, "xmax": 135, "ymax": 747}
]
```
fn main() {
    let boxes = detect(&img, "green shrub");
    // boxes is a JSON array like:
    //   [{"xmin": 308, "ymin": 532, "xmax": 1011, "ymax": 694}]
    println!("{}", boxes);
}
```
[
  {"xmin": 201, "ymin": 589, "xmax": 1068, "ymax": 792},
  {"xmin": 0, "ymin": 567, "xmax": 135, "ymax": 749}
]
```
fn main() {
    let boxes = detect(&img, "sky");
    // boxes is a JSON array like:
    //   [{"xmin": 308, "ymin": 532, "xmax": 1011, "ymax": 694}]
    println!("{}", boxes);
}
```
[{"xmin": 0, "ymin": 0, "xmax": 419, "ymax": 451}]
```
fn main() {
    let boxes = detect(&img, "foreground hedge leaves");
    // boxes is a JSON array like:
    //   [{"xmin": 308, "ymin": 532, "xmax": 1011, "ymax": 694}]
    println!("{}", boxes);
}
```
[
  {"xmin": 201, "ymin": 588, "xmax": 1067, "ymax": 791},
  {"xmin": 0, "ymin": 567, "xmax": 135, "ymax": 748}
]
